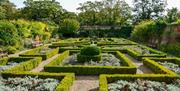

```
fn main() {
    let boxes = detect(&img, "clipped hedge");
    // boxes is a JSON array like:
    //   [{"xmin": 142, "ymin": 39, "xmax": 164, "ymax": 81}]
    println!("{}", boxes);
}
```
[
  {"xmin": 126, "ymin": 47, "xmax": 167, "ymax": 61},
  {"xmin": 0, "ymin": 57, "xmax": 34, "ymax": 66},
  {"xmin": 99, "ymin": 74, "xmax": 178, "ymax": 91},
  {"xmin": 3, "ymin": 57, "xmax": 42, "ymax": 72},
  {"xmin": 19, "ymin": 46, "xmax": 59, "ymax": 60},
  {"xmin": 44, "ymin": 51, "xmax": 137, "ymax": 75},
  {"xmin": 143, "ymin": 58, "xmax": 177, "ymax": 75},
  {"xmin": 1, "ymin": 72, "xmax": 75, "ymax": 91}
]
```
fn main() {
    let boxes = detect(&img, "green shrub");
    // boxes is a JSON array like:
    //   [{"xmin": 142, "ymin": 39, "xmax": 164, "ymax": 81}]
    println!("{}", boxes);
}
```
[
  {"xmin": 77, "ymin": 46, "xmax": 102, "ymax": 62},
  {"xmin": 160, "ymin": 43, "xmax": 180, "ymax": 57},
  {"xmin": 59, "ymin": 19, "xmax": 80, "ymax": 37},
  {"xmin": 80, "ymin": 46, "xmax": 101, "ymax": 56},
  {"xmin": 5, "ymin": 46, "xmax": 17, "ymax": 54}
]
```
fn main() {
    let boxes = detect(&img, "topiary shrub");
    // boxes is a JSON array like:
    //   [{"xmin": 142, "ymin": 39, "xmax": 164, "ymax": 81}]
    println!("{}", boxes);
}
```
[{"xmin": 77, "ymin": 46, "xmax": 101, "ymax": 63}]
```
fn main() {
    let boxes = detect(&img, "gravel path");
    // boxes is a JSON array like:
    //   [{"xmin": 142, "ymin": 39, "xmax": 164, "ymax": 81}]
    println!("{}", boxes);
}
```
[
  {"xmin": 31, "ymin": 54, "xmax": 59, "ymax": 72},
  {"xmin": 125, "ymin": 54, "xmax": 154, "ymax": 74},
  {"xmin": 70, "ymin": 76, "xmax": 99, "ymax": 91}
]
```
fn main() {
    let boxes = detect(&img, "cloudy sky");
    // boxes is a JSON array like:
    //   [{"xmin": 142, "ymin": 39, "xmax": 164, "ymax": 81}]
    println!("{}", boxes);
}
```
[{"xmin": 10, "ymin": 0, "xmax": 180, "ymax": 13}]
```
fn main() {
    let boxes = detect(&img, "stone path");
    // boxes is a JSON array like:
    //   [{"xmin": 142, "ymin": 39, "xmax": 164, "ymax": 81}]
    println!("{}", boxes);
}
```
[
  {"xmin": 125, "ymin": 54, "xmax": 154, "ymax": 74},
  {"xmin": 31, "ymin": 54, "xmax": 59, "ymax": 72},
  {"xmin": 70, "ymin": 76, "xmax": 99, "ymax": 91}
]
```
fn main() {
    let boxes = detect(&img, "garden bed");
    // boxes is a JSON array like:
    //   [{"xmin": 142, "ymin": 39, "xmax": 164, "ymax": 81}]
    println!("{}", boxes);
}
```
[
  {"xmin": 143, "ymin": 58, "xmax": 177, "ymax": 75},
  {"xmin": 148, "ymin": 58, "xmax": 180, "ymax": 76},
  {"xmin": 0, "ymin": 57, "xmax": 42, "ymax": 72},
  {"xmin": 100, "ymin": 74, "xmax": 179, "ymax": 91},
  {"xmin": 19, "ymin": 46, "xmax": 59, "ymax": 60},
  {"xmin": 0, "ymin": 72, "xmax": 74, "ymax": 91},
  {"xmin": 44, "ymin": 50, "xmax": 137, "ymax": 75}
]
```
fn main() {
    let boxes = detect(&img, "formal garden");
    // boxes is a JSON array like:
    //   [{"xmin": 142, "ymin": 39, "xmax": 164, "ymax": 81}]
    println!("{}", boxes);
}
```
[{"xmin": 0, "ymin": 0, "xmax": 180, "ymax": 91}]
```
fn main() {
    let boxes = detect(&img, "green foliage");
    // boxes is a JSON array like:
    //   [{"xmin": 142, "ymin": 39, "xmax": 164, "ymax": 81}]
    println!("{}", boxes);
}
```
[
  {"xmin": 80, "ymin": 46, "xmax": 101, "ymax": 56},
  {"xmin": 77, "ymin": 0, "xmax": 132, "ymax": 26},
  {"xmin": 133, "ymin": 0, "xmax": 166, "ymax": 23},
  {"xmin": 0, "ymin": 20, "xmax": 20, "ymax": 47},
  {"xmin": 131, "ymin": 20, "xmax": 167, "ymax": 46},
  {"xmin": 5, "ymin": 46, "xmax": 17, "ymax": 54},
  {"xmin": 59, "ymin": 19, "xmax": 80, "ymax": 36},
  {"xmin": 160, "ymin": 43, "xmax": 180, "ymax": 57},
  {"xmin": 22, "ymin": 0, "xmax": 64, "ymax": 24},
  {"xmin": 131, "ymin": 20, "xmax": 156, "ymax": 43},
  {"xmin": 165, "ymin": 8, "xmax": 180, "ymax": 23},
  {"xmin": 12, "ymin": 19, "xmax": 31, "ymax": 38},
  {"xmin": 77, "ymin": 46, "xmax": 102, "ymax": 62}
]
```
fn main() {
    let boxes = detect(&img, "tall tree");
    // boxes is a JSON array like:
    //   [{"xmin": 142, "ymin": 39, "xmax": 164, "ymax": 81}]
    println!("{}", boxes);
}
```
[
  {"xmin": 165, "ymin": 8, "xmax": 180, "ymax": 23},
  {"xmin": 0, "ymin": 0, "xmax": 18, "ymax": 19},
  {"xmin": 77, "ymin": 0, "xmax": 131, "ymax": 26},
  {"xmin": 133, "ymin": 0, "xmax": 166, "ymax": 24},
  {"xmin": 21, "ymin": 0, "xmax": 64, "ymax": 24}
]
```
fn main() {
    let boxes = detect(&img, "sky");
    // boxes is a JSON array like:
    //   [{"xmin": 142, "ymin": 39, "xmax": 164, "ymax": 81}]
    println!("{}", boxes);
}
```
[{"xmin": 10, "ymin": 0, "xmax": 180, "ymax": 13}]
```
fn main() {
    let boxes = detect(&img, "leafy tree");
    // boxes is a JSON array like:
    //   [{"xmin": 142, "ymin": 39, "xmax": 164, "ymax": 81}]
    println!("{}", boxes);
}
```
[
  {"xmin": 21, "ymin": 0, "xmax": 64, "ymax": 24},
  {"xmin": 59, "ymin": 19, "xmax": 80, "ymax": 37},
  {"xmin": 0, "ymin": 20, "xmax": 20, "ymax": 47},
  {"xmin": 133, "ymin": 0, "xmax": 166, "ymax": 24},
  {"xmin": 131, "ymin": 20, "xmax": 166, "ymax": 47},
  {"xmin": 77, "ymin": 0, "xmax": 132, "ymax": 26},
  {"xmin": 165, "ymin": 8, "xmax": 180, "ymax": 23},
  {"xmin": 0, "ymin": 0, "xmax": 18, "ymax": 19}
]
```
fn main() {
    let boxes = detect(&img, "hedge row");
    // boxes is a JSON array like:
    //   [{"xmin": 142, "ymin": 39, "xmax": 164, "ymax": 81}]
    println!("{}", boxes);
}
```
[
  {"xmin": 149, "ymin": 58, "xmax": 180, "ymax": 66},
  {"xmin": 1, "ymin": 72, "xmax": 75, "ymax": 91},
  {"xmin": 44, "ymin": 51, "xmax": 137, "ymax": 75},
  {"xmin": 19, "ymin": 46, "xmax": 59, "ymax": 60},
  {"xmin": 4, "ymin": 57, "xmax": 42, "ymax": 72},
  {"xmin": 143, "ymin": 58, "xmax": 177, "ymax": 75},
  {"xmin": 126, "ymin": 48, "xmax": 167, "ymax": 60},
  {"xmin": 99, "ymin": 74, "xmax": 178, "ymax": 91},
  {"xmin": 0, "ymin": 57, "xmax": 34, "ymax": 66}
]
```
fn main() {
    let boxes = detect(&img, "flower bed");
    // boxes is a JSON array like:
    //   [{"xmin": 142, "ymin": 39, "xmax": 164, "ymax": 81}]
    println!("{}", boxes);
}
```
[
  {"xmin": 148, "ymin": 58, "xmax": 180, "ymax": 76},
  {"xmin": 0, "ymin": 72, "xmax": 75, "ymax": 91},
  {"xmin": 44, "ymin": 50, "xmax": 137, "ymax": 75},
  {"xmin": 0, "ymin": 57, "xmax": 42, "ymax": 72},
  {"xmin": 99, "ymin": 74, "xmax": 179, "ymax": 91},
  {"xmin": 19, "ymin": 46, "xmax": 59, "ymax": 60},
  {"xmin": 61, "ymin": 53, "xmax": 122, "ymax": 66}
]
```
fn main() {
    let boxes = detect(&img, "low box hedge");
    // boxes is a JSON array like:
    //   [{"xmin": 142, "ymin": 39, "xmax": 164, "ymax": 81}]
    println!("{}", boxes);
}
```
[
  {"xmin": 126, "ymin": 47, "xmax": 167, "ymax": 61},
  {"xmin": 99, "ymin": 74, "xmax": 178, "ymax": 91},
  {"xmin": 44, "ymin": 51, "xmax": 137, "ymax": 75},
  {"xmin": 143, "ymin": 58, "xmax": 177, "ymax": 75},
  {"xmin": 1, "ymin": 57, "xmax": 42, "ymax": 72},
  {"xmin": 147, "ymin": 58, "xmax": 180, "ymax": 77},
  {"xmin": 19, "ymin": 46, "xmax": 59, "ymax": 60},
  {"xmin": 1, "ymin": 72, "xmax": 75, "ymax": 91}
]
